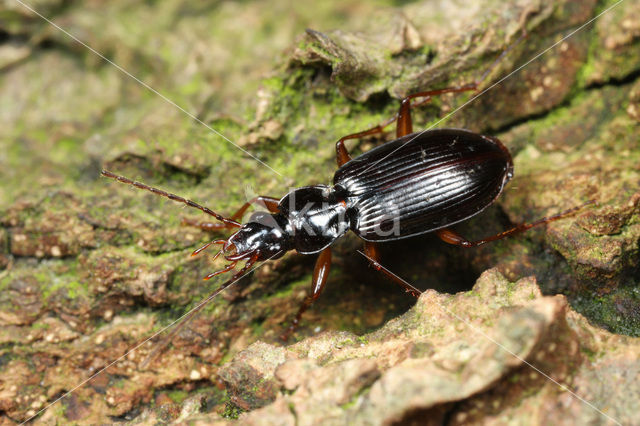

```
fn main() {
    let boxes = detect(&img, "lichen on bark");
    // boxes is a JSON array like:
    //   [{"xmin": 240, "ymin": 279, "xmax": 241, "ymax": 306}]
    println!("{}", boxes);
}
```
[{"xmin": 0, "ymin": 0, "xmax": 639, "ymax": 424}]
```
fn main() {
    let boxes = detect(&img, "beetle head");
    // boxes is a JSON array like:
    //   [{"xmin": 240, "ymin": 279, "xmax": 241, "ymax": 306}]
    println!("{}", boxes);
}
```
[{"xmin": 224, "ymin": 212, "xmax": 293, "ymax": 262}]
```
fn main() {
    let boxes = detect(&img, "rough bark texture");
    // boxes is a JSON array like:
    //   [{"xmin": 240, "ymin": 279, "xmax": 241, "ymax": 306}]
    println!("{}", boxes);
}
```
[{"xmin": 0, "ymin": 0, "xmax": 638, "ymax": 424}]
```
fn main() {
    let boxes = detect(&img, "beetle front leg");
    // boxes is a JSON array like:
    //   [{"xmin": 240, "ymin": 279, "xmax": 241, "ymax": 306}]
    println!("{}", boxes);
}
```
[
  {"xmin": 281, "ymin": 247, "xmax": 332, "ymax": 340},
  {"xmin": 182, "ymin": 195, "xmax": 280, "ymax": 231}
]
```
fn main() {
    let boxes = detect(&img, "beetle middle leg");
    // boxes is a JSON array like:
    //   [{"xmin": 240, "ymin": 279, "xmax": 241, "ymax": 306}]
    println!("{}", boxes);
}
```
[
  {"xmin": 182, "ymin": 195, "xmax": 280, "ymax": 231},
  {"xmin": 281, "ymin": 247, "xmax": 332, "ymax": 340}
]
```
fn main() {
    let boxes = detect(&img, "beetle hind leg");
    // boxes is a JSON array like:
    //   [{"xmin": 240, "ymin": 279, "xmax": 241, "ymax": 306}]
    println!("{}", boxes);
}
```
[
  {"xmin": 435, "ymin": 200, "xmax": 595, "ymax": 247},
  {"xmin": 363, "ymin": 242, "xmax": 421, "ymax": 298}
]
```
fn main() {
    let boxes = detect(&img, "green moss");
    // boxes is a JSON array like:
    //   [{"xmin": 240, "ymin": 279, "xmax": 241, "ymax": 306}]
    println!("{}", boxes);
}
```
[
  {"xmin": 574, "ymin": 33, "xmax": 600, "ymax": 89},
  {"xmin": 580, "ymin": 345, "xmax": 598, "ymax": 362},
  {"xmin": 48, "ymin": 138, "xmax": 86, "ymax": 166},
  {"xmin": 31, "ymin": 321, "xmax": 50, "ymax": 330},
  {"xmin": 221, "ymin": 401, "xmax": 245, "ymax": 420},
  {"xmin": 504, "ymin": 280, "xmax": 517, "ymax": 301},
  {"xmin": 52, "ymin": 402, "xmax": 66, "ymax": 419},
  {"xmin": 507, "ymin": 373, "xmax": 521, "ymax": 383},
  {"xmin": 22, "ymin": 260, "xmax": 89, "ymax": 304},
  {"xmin": 250, "ymin": 319, "xmax": 265, "ymax": 336},
  {"xmin": 339, "ymin": 381, "xmax": 374, "ymax": 410},
  {"xmin": 167, "ymin": 389, "xmax": 189, "ymax": 404},
  {"xmin": 263, "ymin": 274, "xmax": 311, "ymax": 301},
  {"xmin": 571, "ymin": 286, "xmax": 640, "ymax": 337},
  {"xmin": 357, "ymin": 335, "xmax": 369, "ymax": 345},
  {"xmin": 338, "ymin": 338, "xmax": 355, "ymax": 346}
]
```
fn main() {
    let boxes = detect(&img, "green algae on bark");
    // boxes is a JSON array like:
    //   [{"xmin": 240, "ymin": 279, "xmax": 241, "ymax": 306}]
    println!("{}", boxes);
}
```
[{"xmin": 0, "ymin": 0, "xmax": 639, "ymax": 423}]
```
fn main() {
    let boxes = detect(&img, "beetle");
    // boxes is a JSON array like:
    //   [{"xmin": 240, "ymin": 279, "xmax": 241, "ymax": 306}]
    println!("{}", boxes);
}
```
[{"xmin": 101, "ymin": 32, "xmax": 591, "ymax": 365}]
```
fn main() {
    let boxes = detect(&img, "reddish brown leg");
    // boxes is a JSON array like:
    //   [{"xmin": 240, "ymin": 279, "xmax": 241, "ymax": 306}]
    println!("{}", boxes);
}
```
[
  {"xmin": 334, "ymin": 31, "xmax": 527, "ymax": 165},
  {"xmin": 396, "ymin": 31, "xmax": 526, "ymax": 137},
  {"xmin": 281, "ymin": 247, "xmax": 332, "ymax": 340},
  {"xmin": 182, "ymin": 196, "xmax": 280, "ymax": 231},
  {"xmin": 204, "ymin": 260, "xmax": 238, "ymax": 281},
  {"xmin": 364, "ymin": 242, "xmax": 421, "ymax": 298},
  {"xmin": 335, "ymin": 112, "xmax": 402, "ymax": 166},
  {"xmin": 436, "ymin": 200, "xmax": 595, "ymax": 248}
]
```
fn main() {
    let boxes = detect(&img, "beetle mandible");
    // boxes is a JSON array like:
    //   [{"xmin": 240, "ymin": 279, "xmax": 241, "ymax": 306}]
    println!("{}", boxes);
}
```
[{"xmin": 102, "ymin": 32, "xmax": 591, "ymax": 364}]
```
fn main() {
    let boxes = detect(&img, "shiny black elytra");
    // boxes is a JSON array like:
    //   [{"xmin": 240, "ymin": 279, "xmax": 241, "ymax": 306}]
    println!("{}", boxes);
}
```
[{"xmin": 101, "ymin": 35, "xmax": 590, "ymax": 365}]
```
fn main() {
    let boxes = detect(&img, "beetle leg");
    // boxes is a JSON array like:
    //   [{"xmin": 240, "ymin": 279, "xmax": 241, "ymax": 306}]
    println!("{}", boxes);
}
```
[
  {"xmin": 334, "ymin": 97, "xmax": 417, "ymax": 159},
  {"xmin": 435, "ymin": 200, "xmax": 595, "ymax": 247},
  {"xmin": 335, "ymin": 32, "xmax": 527, "ymax": 163},
  {"xmin": 281, "ymin": 247, "xmax": 332, "ymax": 340},
  {"xmin": 335, "ymin": 92, "xmax": 440, "ymax": 164},
  {"xmin": 336, "ymin": 70, "xmax": 496, "ymax": 153},
  {"xmin": 396, "ymin": 81, "xmax": 488, "ymax": 139},
  {"xmin": 397, "ymin": 31, "xmax": 527, "ymax": 138},
  {"xmin": 335, "ymin": 114, "xmax": 398, "ymax": 166},
  {"xmin": 363, "ymin": 242, "xmax": 421, "ymax": 298},
  {"xmin": 182, "ymin": 195, "xmax": 280, "ymax": 231}
]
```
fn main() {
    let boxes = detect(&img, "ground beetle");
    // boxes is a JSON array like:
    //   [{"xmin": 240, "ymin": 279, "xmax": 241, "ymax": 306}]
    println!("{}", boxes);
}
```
[{"xmin": 102, "ymin": 32, "xmax": 591, "ymax": 365}]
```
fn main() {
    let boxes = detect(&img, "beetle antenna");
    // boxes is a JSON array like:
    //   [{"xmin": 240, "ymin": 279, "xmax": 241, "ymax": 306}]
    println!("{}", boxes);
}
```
[
  {"xmin": 140, "ymin": 252, "xmax": 260, "ymax": 368},
  {"xmin": 101, "ymin": 170, "xmax": 242, "ymax": 228}
]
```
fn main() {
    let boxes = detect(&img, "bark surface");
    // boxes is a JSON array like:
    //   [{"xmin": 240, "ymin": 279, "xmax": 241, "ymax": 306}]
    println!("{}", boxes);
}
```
[{"xmin": 0, "ymin": 0, "xmax": 638, "ymax": 424}]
